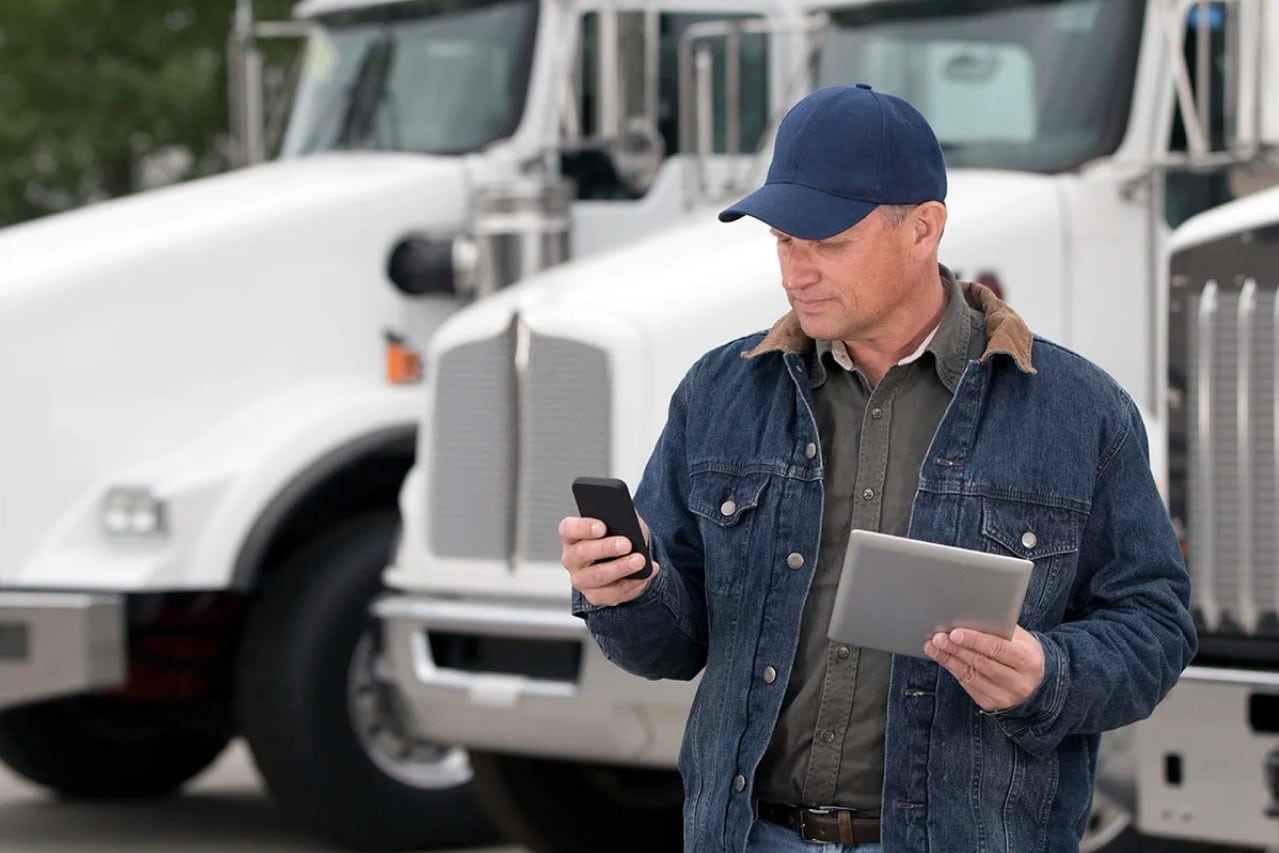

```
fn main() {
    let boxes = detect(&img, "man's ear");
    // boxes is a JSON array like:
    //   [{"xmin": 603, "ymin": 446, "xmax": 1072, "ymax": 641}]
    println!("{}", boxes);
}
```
[{"xmin": 912, "ymin": 201, "xmax": 947, "ymax": 257}]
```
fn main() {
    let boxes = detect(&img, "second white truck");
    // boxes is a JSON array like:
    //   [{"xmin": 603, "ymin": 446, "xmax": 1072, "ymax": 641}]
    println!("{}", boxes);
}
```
[{"xmin": 378, "ymin": 0, "xmax": 1279, "ymax": 850}]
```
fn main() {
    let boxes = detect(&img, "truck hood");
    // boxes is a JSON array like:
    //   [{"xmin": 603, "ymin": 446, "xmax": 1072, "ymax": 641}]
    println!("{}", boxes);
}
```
[
  {"xmin": 1, "ymin": 153, "xmax": 470, "ymax": 583},
  {"xmin": 433, "ymin": 167, "xmax": 1066, "ymax": 386},
  {"xmin": 1, "ymin": 153, "xmax": 468, "ymax": 291}
]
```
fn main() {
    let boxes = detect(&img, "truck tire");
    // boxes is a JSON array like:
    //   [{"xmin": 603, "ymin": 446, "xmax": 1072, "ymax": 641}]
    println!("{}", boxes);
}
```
[
  {"xmin": 469, "ymin": 750, "xmax": 683, "ymax": 853},
  {"xmin": 234, "ymin": 510, "xmax": 496, "ymax": 851},
  {"xmin": 0, "ymin": 696, "xmax": 229, "ymax": 798}
]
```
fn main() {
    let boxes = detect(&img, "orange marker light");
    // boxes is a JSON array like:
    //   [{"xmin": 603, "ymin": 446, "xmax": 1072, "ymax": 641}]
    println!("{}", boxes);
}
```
[{"xmin": 384, "ymin": 332, "xmax": 423, "ymax": 385}]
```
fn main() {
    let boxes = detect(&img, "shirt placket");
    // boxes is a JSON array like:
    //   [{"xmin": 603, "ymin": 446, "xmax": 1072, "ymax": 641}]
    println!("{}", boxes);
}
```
[{"xmin": 801, "ymin": 366, "xmax": 907, "ymax": 805}]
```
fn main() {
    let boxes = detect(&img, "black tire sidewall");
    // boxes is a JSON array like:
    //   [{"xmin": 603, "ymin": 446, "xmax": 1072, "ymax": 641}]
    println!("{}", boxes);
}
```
[{"xmin": 234, "ymin": 510, "xmax": 489, "ymax": 850}]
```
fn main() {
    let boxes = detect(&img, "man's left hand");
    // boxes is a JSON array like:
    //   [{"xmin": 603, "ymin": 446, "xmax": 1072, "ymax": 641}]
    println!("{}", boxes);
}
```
[{"xmin": 924, "ymin": 626, "xmax": 1045, "ymax": 712}]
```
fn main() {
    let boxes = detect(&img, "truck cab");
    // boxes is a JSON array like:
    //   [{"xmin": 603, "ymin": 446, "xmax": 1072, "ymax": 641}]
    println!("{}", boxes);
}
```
[
  {"xmin": 0, "ymin": 0, "xmax": 803, "ymax": 848},
  {"xmin": 378, "ymin": 0, "xmax": 1279, "ymax": 849}
]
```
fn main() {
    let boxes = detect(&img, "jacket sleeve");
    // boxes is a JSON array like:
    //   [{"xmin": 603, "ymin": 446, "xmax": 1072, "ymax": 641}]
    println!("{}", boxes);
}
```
[
  {"xmin": 991, "ymin": 395, "xmax": 1198, "ymax": 756},
  {"xmin": 571, "ymin": 364, "xmax": 709, "ymax": 681}
]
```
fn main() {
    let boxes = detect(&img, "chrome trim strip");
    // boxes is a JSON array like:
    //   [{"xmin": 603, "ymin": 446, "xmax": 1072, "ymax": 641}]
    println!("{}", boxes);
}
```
[
  {"xmin": 1181, "ymin": 665, "xmax": 1279, "ymax": 689},
  {"xmin": 1237, "ymin": 279, "xmax": 1258, "ymax": 631},
  {"xmin": 1196, "ymin": 281, "xmax": 1219, "ymax": 630},
  {"xmin": 375, "ymin": 595, "xmax": 586, "ymax": 640}
]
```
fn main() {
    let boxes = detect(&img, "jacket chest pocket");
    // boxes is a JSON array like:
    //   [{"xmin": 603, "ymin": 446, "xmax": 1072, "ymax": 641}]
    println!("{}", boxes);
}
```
[
  {"xmin": 980, "ymin": 497, "xmax": 1084, "ymax": 627},
  {"xmin": 688, "ymin": 470, "xmax": 770, "ymax": 593}
]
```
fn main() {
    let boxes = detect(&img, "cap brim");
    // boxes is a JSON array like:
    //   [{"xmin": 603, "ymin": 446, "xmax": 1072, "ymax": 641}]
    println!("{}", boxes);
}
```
[{"xmin": 718, "ymin": 183, "xmax": 877, "ymax": 240}]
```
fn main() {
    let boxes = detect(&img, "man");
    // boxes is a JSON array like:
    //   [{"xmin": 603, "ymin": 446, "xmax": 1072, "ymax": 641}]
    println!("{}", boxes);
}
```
[{"xmin": 560, "ymin": 85, "xmax": 1196, "ymax": 852}]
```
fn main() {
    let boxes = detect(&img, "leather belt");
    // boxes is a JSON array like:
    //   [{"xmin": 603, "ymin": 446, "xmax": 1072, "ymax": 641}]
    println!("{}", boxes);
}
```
[{"xmin": 757, "ymin": 800, "xmax": 881, "ymax": 845}]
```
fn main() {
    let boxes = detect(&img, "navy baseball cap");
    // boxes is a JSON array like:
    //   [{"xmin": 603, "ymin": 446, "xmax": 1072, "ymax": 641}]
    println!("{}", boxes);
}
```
[{"xmin": 719, "ymin": 84, "xmax": 946, "ymax": 240}]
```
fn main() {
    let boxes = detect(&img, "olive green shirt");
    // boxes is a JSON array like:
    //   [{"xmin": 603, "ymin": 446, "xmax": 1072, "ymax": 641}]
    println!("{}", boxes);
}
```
[{"xmin": 754, "ymin": 270, "xmax": 987, "ymax": 812}]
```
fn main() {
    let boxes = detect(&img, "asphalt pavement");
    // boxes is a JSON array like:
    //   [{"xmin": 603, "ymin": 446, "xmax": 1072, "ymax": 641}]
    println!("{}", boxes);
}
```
[{"xmin": 0, "ymin": 740, "xmax": 523, "ymax": 852}]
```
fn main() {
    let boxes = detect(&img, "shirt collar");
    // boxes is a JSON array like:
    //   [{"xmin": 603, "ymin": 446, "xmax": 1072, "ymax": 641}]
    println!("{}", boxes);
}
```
[{"xmin": 809, "ymin": 271, "xmax": 973, "ymax": 392}]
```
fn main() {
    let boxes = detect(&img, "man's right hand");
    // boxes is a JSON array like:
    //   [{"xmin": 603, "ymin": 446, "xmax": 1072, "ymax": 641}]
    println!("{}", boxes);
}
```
[{"xmin": 560, "ymin": 515, "xmax": 659, "ymax": 607}]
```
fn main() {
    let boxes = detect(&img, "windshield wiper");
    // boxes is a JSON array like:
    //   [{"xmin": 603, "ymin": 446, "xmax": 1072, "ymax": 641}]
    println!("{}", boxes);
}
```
[
  {"xmin": 297, "ymin": 28, "xmax": 399, "ymax": 155},
  {"xmin": 335, "ymin": 29, "xmax": 397, "ymax": 149}
]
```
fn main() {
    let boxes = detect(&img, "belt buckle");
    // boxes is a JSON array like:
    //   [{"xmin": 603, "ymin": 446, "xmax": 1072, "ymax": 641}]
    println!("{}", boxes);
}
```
[{"xmin": 798, "ymin": 806, "xmax": 833, "ymax": 843}]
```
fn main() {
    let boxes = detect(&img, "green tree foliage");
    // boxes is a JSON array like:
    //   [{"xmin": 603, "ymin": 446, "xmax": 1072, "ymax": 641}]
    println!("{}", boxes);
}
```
[{"xmin": 0, "ymin": 1, "xmax": 294, "ymax": 226}]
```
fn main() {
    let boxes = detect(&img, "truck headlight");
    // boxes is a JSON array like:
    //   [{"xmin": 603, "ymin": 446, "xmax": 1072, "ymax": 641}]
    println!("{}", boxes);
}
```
[{"xmin": 101, "ymin": 487, "xmax": 167, "ymax": 537}]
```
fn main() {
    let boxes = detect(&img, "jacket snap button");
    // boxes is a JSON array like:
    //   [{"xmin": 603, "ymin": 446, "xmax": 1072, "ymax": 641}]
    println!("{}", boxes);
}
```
[
  {"xmin": 787, "ymin": 552, "xmax": 804, "ymax": 570},
  {"xmin": 805, "ymin": 443, "xmax": 817, "ymax": 459},
  {"xmin": 763, "ymin": 666, "xmax": 777, "ymax": 683},
  {"xmin": 721, "ymin": 500, "xmax": 737, "ymax": 516},
  {"xmin": 734, "ymin": 775, "xmax": 746, "ymax": 792},
  {"xmin": 1022, "ymin": 531, "xmax": 1038, "ymax": 549}
]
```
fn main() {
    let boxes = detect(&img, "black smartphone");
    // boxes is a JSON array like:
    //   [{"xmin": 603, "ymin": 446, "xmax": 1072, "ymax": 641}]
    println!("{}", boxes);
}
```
[{"xmin": 571, "ymin": 476, "xmax": 652, "ymax": 580}]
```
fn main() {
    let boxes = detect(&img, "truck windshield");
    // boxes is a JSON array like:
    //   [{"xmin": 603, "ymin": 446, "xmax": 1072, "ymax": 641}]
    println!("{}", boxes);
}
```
[
  {"xmin": 281, "ymin": 0, "xmax": 538, "ymax": 157},
  {"xmin": 818, "ymin": 0, "xmax": 1145, "ymax": 172}
]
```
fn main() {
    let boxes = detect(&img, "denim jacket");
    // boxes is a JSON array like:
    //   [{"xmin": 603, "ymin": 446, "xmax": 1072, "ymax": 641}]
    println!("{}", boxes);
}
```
[{"xmin": 574, "ymin": 282, "xmax": 1197, "ymax": 852}]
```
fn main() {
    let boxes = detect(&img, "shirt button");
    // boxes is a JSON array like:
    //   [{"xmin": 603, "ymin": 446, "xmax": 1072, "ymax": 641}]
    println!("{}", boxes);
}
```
[
  {"xmin": 871, "ymin": 407, "xmax": 884, "ymax": 420},
  {"xmin": 836, "ymin": 645, "xmax": 851, "ymax": 659},
  {"xmin": 762, "ymin": 666, "xmax": 777, "ymax": 684},
  {"xmin": 821, "ymin": 730, "xmax": 836, "ymax": 744},
  {"xmin": 1022, "ymin": 531, "xmax": 1038, "ymax": 549},
  {"xmin": 787, "ymin": 552, "xmax": 804, "ymax": 570},
  {"xmin": 805, "ymin": 442, "xmax": 817, "ymax": 459},
  {"xmin": 862, "ymin": 488, "xmax": 875, "ymax": 501},
  {"xmin": 734, "ymin": 775, "xmax": 746, "ymax": 792},
  {"xmin": 720, "ymin": 500, "xmax": 736, "ymax": 516}
]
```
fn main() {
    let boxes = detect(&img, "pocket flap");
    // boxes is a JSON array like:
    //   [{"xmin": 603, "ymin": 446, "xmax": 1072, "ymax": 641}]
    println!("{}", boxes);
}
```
[
  {"xmin": 981, "ymin": 498, "xmax": 1083, "ymax": 560},
  {"xmin": 689, "ymin": 470, "xmax": 769, "ymax": 527}
]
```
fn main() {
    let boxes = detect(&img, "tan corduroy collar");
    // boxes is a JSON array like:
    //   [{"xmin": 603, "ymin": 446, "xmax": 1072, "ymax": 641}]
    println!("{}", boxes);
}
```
[{"xmin": 741, "ymin": 274, "xmax": 1036, "ymax": 375}]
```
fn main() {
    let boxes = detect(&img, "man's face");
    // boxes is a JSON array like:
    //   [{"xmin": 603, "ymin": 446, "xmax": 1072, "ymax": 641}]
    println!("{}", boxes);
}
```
[{"xmin": 772, "ymin": 209, "xmax": 918, "ymax": 344}]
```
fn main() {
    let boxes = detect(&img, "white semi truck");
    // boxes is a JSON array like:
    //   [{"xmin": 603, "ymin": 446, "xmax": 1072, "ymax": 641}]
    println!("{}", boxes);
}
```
[
  {"xmin": 0, "ymin": 0, "xmax": 806, "ymax": 848},
  {"xmin": 1131, "ymin": 184, "xmax": 1279, "ymax": 849},
  {"xmin": 377, "ymin": 0, "xmax": 1279, "ymax": 850}
]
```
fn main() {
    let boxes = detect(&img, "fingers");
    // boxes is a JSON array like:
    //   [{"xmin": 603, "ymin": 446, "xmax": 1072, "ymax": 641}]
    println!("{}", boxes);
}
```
[
  {"xmin": 559, "ymin": 515, "xmax": 657, "ymax": 607},
  {"xmin": 923, "ymin": 627, "xmax": 1045, "ymax": 713}
]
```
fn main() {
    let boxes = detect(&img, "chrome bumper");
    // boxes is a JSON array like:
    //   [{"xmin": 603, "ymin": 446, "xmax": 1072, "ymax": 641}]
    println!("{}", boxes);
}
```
[
  {"xmin": 375, "ymin": 594, "xmax": 693, "ymax": 766},
  {"xmin": 0, "ymin": 592, "xmax": 126, "ymax": 709}
]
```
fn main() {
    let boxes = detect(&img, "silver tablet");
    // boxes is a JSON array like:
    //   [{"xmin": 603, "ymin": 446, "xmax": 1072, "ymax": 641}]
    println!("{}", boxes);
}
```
[{"xmin": 826, "ymin": 529, "xmax": 1033, "ymax": 659}]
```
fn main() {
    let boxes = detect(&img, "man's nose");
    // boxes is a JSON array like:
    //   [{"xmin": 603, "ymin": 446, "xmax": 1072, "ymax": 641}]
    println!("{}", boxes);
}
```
[{"xmin": 780, "ymin": 250, "xmax": 819, "ymax": 291}]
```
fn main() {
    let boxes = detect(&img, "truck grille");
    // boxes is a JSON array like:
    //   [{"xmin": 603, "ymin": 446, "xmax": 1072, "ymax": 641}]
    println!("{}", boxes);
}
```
[
  {"xmin": 1170, "ymin": 225, "xmax": 1279, "ymax": 639},
  {"xmin": 429, "ymin": 323, "xmax": 611, "ymax": 564},
  {"xmin": 430, "ymin": 331, "xmax": 518, "ymax": 559}
]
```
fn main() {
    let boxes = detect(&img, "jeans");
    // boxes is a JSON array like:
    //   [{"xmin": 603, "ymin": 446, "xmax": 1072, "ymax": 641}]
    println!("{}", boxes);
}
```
[{"xmin": 747, "ymin": 817, "xmax": 884, "ymax": 852}]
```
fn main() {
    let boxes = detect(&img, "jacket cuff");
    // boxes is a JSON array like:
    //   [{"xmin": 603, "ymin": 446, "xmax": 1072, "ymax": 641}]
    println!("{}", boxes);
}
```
[
  {"xmin": 570, "ymin": 555, "xmax": 669, "ymax": 618},
  {"xmin": 988, "ymin": 632, "xmax": 1069, "ymax": 755}
]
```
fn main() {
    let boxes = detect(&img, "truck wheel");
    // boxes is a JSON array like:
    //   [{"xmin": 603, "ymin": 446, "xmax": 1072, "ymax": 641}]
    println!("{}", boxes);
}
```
[
  {"xmin": 0, "ymin": 695, "xmax": 229, "ymax": 798},
  {"xmin": 469, "ymin": 750, "xmax": 683, "ymax": 853},
  {"xmin": 235, "ymin": 510, "xmax": 496, "ymax": 851}
]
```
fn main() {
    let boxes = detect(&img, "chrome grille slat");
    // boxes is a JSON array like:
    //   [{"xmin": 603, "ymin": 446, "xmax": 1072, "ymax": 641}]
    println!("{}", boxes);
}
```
[
  {"xmin": 1270, "ymin": 289, "xmax": 1279, "ymax": 624},
  {"xmin": 1192, "ymin": 282, "xmax": 1219, "ymax": 630},
  {"xmin": 1211, "ymin": 288, "xmax": 1241, "ymax": 630},
  {"xmin": 1237, "ymin": 279, "xmax": 1258, "ymax": 632}
]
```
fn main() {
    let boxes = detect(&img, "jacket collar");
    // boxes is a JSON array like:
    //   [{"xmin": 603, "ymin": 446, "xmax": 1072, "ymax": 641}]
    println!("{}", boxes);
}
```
[{"xmin": 741, "ymin": 267, "xmax": 1036, "ymax": 375}]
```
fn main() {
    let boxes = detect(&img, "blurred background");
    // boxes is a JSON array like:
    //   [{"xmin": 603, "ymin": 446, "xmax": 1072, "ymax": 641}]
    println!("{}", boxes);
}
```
[{"xmin": 2, "ymin": 2, "xmax": 1279, "ymax": 853}]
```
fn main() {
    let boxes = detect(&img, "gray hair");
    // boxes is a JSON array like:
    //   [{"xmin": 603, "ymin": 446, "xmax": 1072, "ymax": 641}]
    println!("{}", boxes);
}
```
[{"xmin": 878, "ymin": 204, "xmax": 917, "ymax": 227}]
